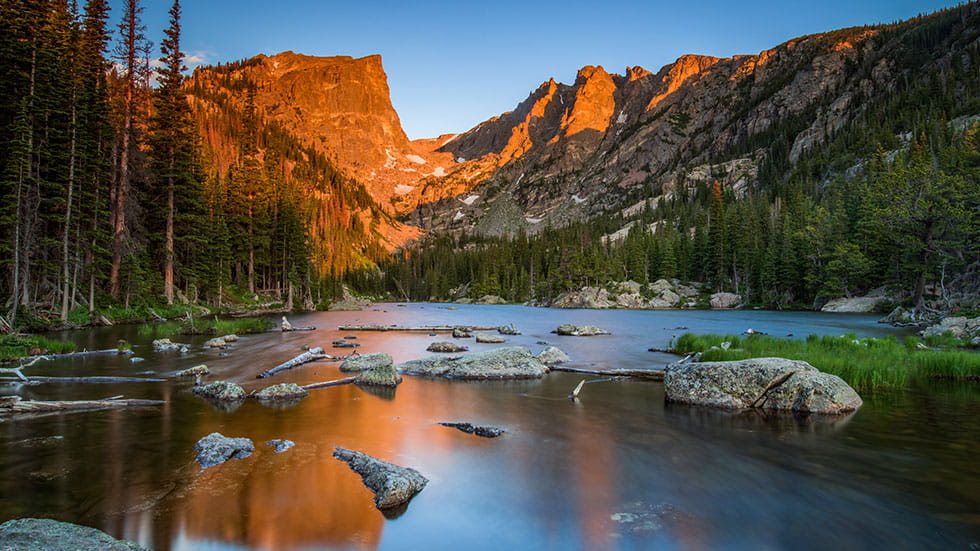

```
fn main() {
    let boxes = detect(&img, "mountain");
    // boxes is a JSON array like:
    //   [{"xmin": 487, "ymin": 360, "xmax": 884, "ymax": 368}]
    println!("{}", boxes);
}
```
[{"xmin": 405, "ymin": 4, "xmax": 980, "ymax": 236}]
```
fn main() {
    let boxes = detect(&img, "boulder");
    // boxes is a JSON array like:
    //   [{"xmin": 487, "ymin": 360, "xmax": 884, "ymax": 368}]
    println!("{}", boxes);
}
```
[
  {"xmin": 203, "ymin": 337, "xmax": 227, "ymax": 348},
  {"xmin": 664, "ymin": 358, "xmax": 862, "ymax": 415},
  {"xmin": 175, "ymin": 364, "xmax": 209, "ymax": 378},
  {"xmin": 194, "ymin": 432, "xmax": 254, "ymax": 468},
  {"xmin": 152, "ymin": 338, "xmax": 189, "ymax": 353},
  {"xmin": 254, "ymin": 383, "xmax": 309, "ymax": 401},
  {"xmin": 192, "ymin": 380, "xmax": 246, "ymax": 402},
  {"xmin": 355, "ymin": 362, "xmax": 402, "ymax": 387},
  {"xmin": 922, "ymin": 316, "xmax": 980, "ymax": 339},
  {"xmin": 497, "ymin": 324, "xmax": 521, "ymax": 335},
  {"xmin": 452, "ymin": 326, "xmax": 472, "ymax": 338},
  {"xmin": 648, "ymin": 279, "xmax": 674, "ymax": 295},
  {"xmin": 475, "ymin": 333, "xmax": 506, "ymax": 343},
  {"xmin": 0, "ymin": 518, "xmax": 147, "ymax": 551},
  {"xmin": 221, "ymin": 334, "xmax": 239, "ymax": 342},
  {"xmin": 551, "ymin": 287, "xmax": 616, "ymax": 309},
  {"xmin": 333, "ymin": 447, "xmax": 428, "ymax": 510},
  {"xmin": 555, "ymin": 324, "xmax": 610, "ymax": 336},
  {"xmin": 438, "ymin": 422, "xmax": 505, "ymax": 438},
  {"xmin": 267, "ymin": 439, "xmax": 294, "ymax": 453},
  {"xmin": 473, "ymin": 295, "xmax": 506, "ymax": 305},
  {"xmin": 340, "ymin": 352, "xmax": 393, "ymax": 373},
  {"xmin": 537, "ymin": 346, "xmax": 571, "ymax": 365},
  {"xmin": 648, "ymin": 290, "xmax": 681, "ymax": 308},
  {"xmin": 820, "ymin": 295, "xmax": 890, "ymax": 313},
  {"xmin": 710, "ymin": 292, "xmax": 741, "ymax": 309},
  {"xmin": 427, "ymin": 342, "xmax": 469, "ymax": 353},
  {"xmin": 398, "ymin": 346, "xmax": 549, "ymax": 380}
]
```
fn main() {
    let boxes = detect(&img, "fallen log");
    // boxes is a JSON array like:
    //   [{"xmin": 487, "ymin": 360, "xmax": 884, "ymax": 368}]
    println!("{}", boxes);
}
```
[
  {"xmin": 256, "ymin": 347, "xmax": 325, "ymax": 378},
  {"xmin": 0, "ymin": 376, "xmax": 166, "ymax": 384},
  {"xmin": 550, "ymin": 365, "xmax": 666, "ymax": 381},
  {"xmin": 0, "ymin": 396, "xmax": 165, "ymax": 416},
  {"xmin": 302, "ymin": 377, "xmax": 357, "ymax": 391},
  {"xmin": 264, "ymin": 326, "xmax": 316, "ymax": 332},
  {"xmin": 338, "ymin": 324, "xmax": 501, "ymax": 333},
  {"xmin": 6, "ymin": 348, "xmax": 131, "ymax": 365}
]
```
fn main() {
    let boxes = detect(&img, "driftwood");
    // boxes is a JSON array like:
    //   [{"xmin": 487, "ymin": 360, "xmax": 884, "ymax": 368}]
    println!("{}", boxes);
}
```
[
  {"xmin": 0, "ymin": 396, "xmax": 165, "ymax": 416},
  {"xmin": 570, "ymin": 379, "xmax": 586, "ymax": 399},
  {"xmin": 550, "ymin": 365, "xmax": 666, "ymax": 381},
  {"xmin": 10, "ymin": 348, "xmax": 129, "ymax": 364},
  {"xmin": 256, "ymin": 347, "xmax": 326, "ymax": 378},
  {"xmin": 0, "ymin": 376, "xmax": 166, "ymax": 385},
  {"xmin": 265, "ymin": 326, "xmax": 316, "ymax": 332},
  {"xmin": 339, "ymin": 324, "xmax": 501, "ymax": 333},
  {"xmin": 302, "ymin": 377, "xmax": 357, "ymax": 391}
]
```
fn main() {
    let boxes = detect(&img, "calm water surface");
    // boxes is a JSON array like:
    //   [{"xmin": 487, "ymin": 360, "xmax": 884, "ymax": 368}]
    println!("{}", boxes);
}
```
[{"xmin": 1, "ymin": 305, "xmax": 978, "ymax": 550}]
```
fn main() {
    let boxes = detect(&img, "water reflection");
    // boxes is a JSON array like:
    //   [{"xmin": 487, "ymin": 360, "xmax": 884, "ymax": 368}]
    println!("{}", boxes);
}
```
[{"xmin": 1, "ymin": 305, "xmax": 977, "ymax": 550}]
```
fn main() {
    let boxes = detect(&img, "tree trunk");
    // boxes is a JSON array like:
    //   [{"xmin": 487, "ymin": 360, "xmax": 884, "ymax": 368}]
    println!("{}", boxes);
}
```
[
  {"xmin": 61, "ymin": 100, "xmax": 77, "ymax": 321},
  {"xmin": 164, "ymin": 172, "xmax": 174, "ymax": 304}
]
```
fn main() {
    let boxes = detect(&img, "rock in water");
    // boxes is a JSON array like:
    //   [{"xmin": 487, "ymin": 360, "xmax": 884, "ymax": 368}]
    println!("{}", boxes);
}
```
[
  {"xmin": 280, "ymin": 316, "xmax": 294, "ymax": 331},
  {"xmin": 438, "ymin": 422, "xmax": 505, "ymax": 438},
  {"xmin": 340, "ymin": 352, "xmax": 393, "ymax": 373},
  {"xmin": 254, "ymin": 383, "xmax": 309, "ymax": 401},
  {"xmin": 664, "ymin": 358, "xmax": 862, "ymax": 414},
  {"xmin": 194, "ymin": 432, "xmax": 254, "ymax": 468},
  {"xmin": 175, "ymin": 364, "xmax": 209, "ymax": 378},
  {"xmin": 497, "ymin": 324, "xmax": 521, "ymax": 335},
  {"xmin": 0, "ymin": 518, "xmax": 148, "ymax": 551},
  {"xmin": 332, "ymin": 447, "xmax": 428, "ymax": 510},
  {"xmin": 397, "ymin": 346, "xmax": 549, "ymax": 379},
  {"xmin": 452, "ymin": 326, "xmax": 472, "ymax": 338},
  {"xmin": 356, "ymin": 362, "xmax": 402, "ymax": 387},
  {"xmin": 267, "ymin": 439, "xmax": 295, "ymax": 453},
  {"xmin": 192, "ymin": 381, "xmax": 246, "ymax": 401},
  {"xmin": 555, "ymin": 324, "xmax": 611, "ymax": 336},
  {"xmin": 537, "ymin": 346, "xmax": 571, "ymax": 365},
  {"xmin": 152, "ymin": 338, "xmax": 189, "ymax": 353},
  {"xmin": 203, "ymin": 337, "xmax": 227, "ymax": 348},
  {"xmin": 475, "ymin": 333, "xmax": 506, "ymax": 343},
  {"xmin": 427, "ymin": 342, "xmax": 469, "ymax": 353}
]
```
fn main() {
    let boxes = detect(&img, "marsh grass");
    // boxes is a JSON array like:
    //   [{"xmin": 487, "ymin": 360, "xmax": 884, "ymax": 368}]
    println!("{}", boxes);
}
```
[
  {"xmin": 138, "ymin": 317, "xmax": 271, "ymax": 337},
  {"xmin": 0, "ymin": 334, "xmax": 76, "ymax": 361},
  {"xmin": 674, "ymin": 332, "xmax": 980, "ymax": 389}
]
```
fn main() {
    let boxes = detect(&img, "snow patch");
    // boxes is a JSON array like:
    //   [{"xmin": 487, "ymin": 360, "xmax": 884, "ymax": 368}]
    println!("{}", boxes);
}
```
[
  {"xmin": 453, "ymin": 210, "xmax": 465, "ymax": 221},
  {"xmin": 456, "ymin": 157, "xmax": 466, "ymax": 163},
  {"xmin": 514, "ymin": 172, "xmax": 525, "ymax": 186},
  {"xmin": 525, "ymin": 217, "xmax": 543, "ymax": 224},
  {"xmin": 460, "ymin": 194, "xmax": 479, "ymax": 205},
  {"xmin": 429, "ymin": 166, "xmax": 447, "ymax": 177},
  {"xmin": 617, "ymin": 111, "xmax": 627, "ymax": 124},
  {"xmin": 571, "ymin": 194, "xmax": 588, "ymax": 204},
  {"xmin": 394, "ymin": 184, "xmax": 415, "ymax": 195},
  {"xmin": 384, "ymin": 149, "xmax": 397, "ymax": 169},
  {"xmin": 405, "ymin": 154, "xmax": 427, "ymax": 164}
]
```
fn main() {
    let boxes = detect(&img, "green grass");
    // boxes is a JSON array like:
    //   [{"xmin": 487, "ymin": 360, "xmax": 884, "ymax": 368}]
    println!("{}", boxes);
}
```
[
  {"xmin": 138, "ymin": 317, "xmax": 272, "ymax": 337},
  {"xmin": 0, "ymin": 334, "xmax": 76, "ymax": 361},
  {"xmin": 673, "ymin": 332, "xmax": 980, "ymax": 389}
]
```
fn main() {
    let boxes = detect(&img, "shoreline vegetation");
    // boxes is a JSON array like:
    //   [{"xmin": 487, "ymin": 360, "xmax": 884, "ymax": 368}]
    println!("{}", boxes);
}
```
[{"xmin": 672, "ymin": 332, "xmax": 980, "ymax": 389}]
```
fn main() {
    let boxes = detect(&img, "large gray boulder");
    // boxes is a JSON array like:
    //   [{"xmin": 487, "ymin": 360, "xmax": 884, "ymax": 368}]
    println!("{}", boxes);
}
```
[
  {"xmin": 664, "ymin": 358, "xmax": 862, "ymax": 415},
  {"xmin": 922, "ymin": 316, "xmax": 980, "ymax": 339},
  {"xmin": 194, "ymin": 432, "xmax": 254, "ymax": 468},
  {"xmin": 710, "ymin": 292, "xmax": 741, "ymax": 309},
  {"xmin": 398, "ymin": 346, "xmax": 549, "ymax": 379},
  {"xmin": 340, "ymin": 352, "xmax": 393, "ymax": 373},
  {"xmin": 356, "ymin": 362, "xmax": 403, "ymax": 387},
  {"xmin": 192, "ymin": 380, "xmax": 246, "ymax": 401},
  {"xmin": 152, "ymin": 338, "xmax": 189, "ymax": 353},
  {"xmin": 537, "ymin": 346, "xmax": 571, "ymax": 365},
  {"xmin": 427, "ymin": 342, "xmax": 468, "ymax": 353},
  {"xmin": 333, "ymin": 447, "xmax": 428, "ymax": 510},
  {"xmin": 555, "ymin": 324, "xmax": 610, "ymax": 336},
  {"xmin": 0, "ymin": 518, "xmax": 147, "ymax": 551},
  {"xmin": 254, "ymin": 383, "xmax": 309, "ymax": 401}
]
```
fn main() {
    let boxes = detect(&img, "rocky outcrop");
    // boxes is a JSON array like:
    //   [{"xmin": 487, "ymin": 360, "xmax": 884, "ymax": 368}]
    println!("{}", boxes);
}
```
[
  {"xmin": 549, "ymin": 280, "xmax": 699, "ymax": 309},
  {"xmin": 329, "ymin": 287, "xmax": 372, "ymax": 311},
  {"xmin": 475, "ymin": 333, "xmax": 506, "ymax": 343},
  {"xmin": 254, "ymin": 383, "xmax": 309, "ymax": 401},
  {"xmin": 194, "ymin": 432, "xmax": 254, "ymax": 468},
  {"xmin": 427, "ymin": 342, "xmax": 468, "ymax": 353},
  {"xmin": 355, "ymin": 362, "xmax": 402, "ymax": 387},
  {"xmin": 332, "ymin": 447, "xmax": 428, "ymax": 510},
  {"xmin": 664, "ymin": 358, "xmax": 862, "ymax": 414},
  {"xmin": 0, "ymin": 518, "xmax": 147, "ymax": 551},
  {"xmin": 192, "ymin": 381, "xmax": 246, "ymax": 402},
  {"xmin": 340, "ymin": 353, "xmax": 393, "ymax": 373},
  {"xmin": 152, "ymin": 338, "xmax": 189, "ymax": 353},
  {"xmin": 537, "ymin": 346, "xmax": 571, "ymax": 365},
  {"xmin": 438, "ymin": 422, "xmax": 505, "ymax": 438},
  {"xmin": 922, "ymin": 316, "xmax": 980, "ymax": 341},
  {"xmin": 398, "ymin": 346, "xmax": 549, "ymax": 379},
  {"xmin": 710, "ymin": 292, "xmax": 741, "ymax": 309},
  {"xmin": 821, "ymin": 290, "xmax": 893, "ymax": 313},
  {"xmin": 555, "ymin": 324, "xmax": 610, "ymax": 336},
  {"xmin": 175, "ymin": 364, "xmax": 209, "ymax": 378}
]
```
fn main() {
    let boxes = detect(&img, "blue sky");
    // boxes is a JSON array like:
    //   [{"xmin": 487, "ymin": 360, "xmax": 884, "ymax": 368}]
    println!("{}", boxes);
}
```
[{"xmin": 115, "ymin": 0, "xmax": 962, "ymax": 139}]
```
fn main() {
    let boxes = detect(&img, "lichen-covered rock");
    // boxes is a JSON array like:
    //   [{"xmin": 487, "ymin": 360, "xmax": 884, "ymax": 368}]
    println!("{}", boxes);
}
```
[
  {"xmin": 438, "ymin": 422, "xmax": 505, "ymax": 438},
  {"xmin": 194, "ymin": 432, "xmax": 254, "ymax": 468},
  {"xmin": 555, "ymin": 324, "xmax": 610, "ymax": 336},
  {"xmin": 0, "ymin": 518, "xmax": 148, "ymax": 551},
  {"xmin": 254, "ymin": 383, "xmax": 309, "ymax": 401},
  {"xmin": 355, "ymin": 362, "xmax": 402, "ymax": 387},
  {"xmin": 267, "ymin": 439, "xmax": 295, "ymax": 453},
  {"xmin": 452, "ymin": 326, "xmax": 472, "ymax": 338},
  {"xmin": 152, "ymin": 338, "xmax": 189, "ymax": 353},
  {"xmin": 427, "ymin": 342, "xmax": 468, "ymax": 353},
  {"xmin": 820, "ymin": 293, "xmax": 892, "ymax": 313},
  {"xmin": 398, "ymin": 346, "xmax": 548, "ymax": 379},
  {"xmin": 340, "ymin": 352, "xmax": 393, "ymax": 373},
  {"xmin": 921, "ymin": 316, "xmax": 980, "ymax": 339},
  {"xmin": 333, "ymin": 447, "xmax": 428, "ymax": 510},
  {"xmin": 664, "ymin": 357, "xmax": 862, "ymax": 414},
  {"xmin": 475, "ymin": 333, "xmax": 506, "ymax": 343},
  {"xmin": 497, "ymin": 324, "xmax": 521, "ymax": 335},
  {"xmin": 175, "ymin": 364, "xmax": 209, "ymax": 378},
  {"xmin": 192, "ymin": 380, "xmax": 246, "ymax": 401},
  {"xmin": 709, "ymin": 292, "xmax": 741, "ymax": 309},
  {"xmin": 537, "ymin": 346, "xmax": 571, "ymax": 365}
]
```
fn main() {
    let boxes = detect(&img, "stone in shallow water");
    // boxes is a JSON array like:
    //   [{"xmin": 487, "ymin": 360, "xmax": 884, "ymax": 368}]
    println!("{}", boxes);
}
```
[
  {"xmin": 438, "ymin": 422, "xmax": 505, "ymax": 438},
  {"xmin": 397, "ymin": 346, "xmax": 548, "ymax": 380},
  {"xmin": 0, "ymin": 518, "xmax": 148, "ymax": 550},
  {"xmin": 194, "ymin": 432, "xmax": 254, "ymax": 468},
  {"xmin": 427, "ymin": 341, "xmax": 468, "ymax": 353},
  {"xmin": 254, "ymin": 383, "xmax": 309, "ymax": 401},
  {"xmin": 555, "ymin": 324, "xmax": 610, "ymax": 336},
  {"xmin": 192, "ymin": 380, "xmax": 245, "ymax": 401},
  {"xmin": 537, "ymin": 346, "xmax": 571, "ymax": 365},
  {"xmin": 267, "ymin": 439, "xmax": 295, "ymax": 453},
  {"xmin": 340, "ymin": 353, "xmax": 392, "ymax": 373},
  {"xmin": 332, "ymin": 447, "xmax": 428, "ymax": 511}
]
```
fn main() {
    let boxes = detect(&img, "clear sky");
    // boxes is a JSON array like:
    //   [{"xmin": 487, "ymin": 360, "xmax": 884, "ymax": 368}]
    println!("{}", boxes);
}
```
[{"xmin": 113, "ymin": 0, "xmax": 962, "ymax": 140}]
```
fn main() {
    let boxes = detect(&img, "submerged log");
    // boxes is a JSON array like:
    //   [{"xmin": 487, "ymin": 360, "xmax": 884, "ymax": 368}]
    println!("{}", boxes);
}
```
[
  {"xmin": 338, "ymin": 324, "xmax": 501, "ymax": 333},
  {"xmin": 550, "ymin": 365, "xmax": 666, "ymax": 381},
  {"xmin": 0, "ymin": 396, "xmax": 165, "ymax": 416},
  {"xmin": 256, "ymin": 347, "xmax": 325, "ymax": 378},
  {"xmin": 0, "ymin": 376, "xmax": 166, "ymax": 384},
  {"xmin": 302, "ymin": 377, "xmax": 357, "ymax": 391}
]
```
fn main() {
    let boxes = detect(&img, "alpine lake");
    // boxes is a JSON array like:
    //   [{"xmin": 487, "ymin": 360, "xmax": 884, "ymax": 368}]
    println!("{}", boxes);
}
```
[{"xmin": 1, "ymin": 304, "xmax": 978, "ymax": 550}]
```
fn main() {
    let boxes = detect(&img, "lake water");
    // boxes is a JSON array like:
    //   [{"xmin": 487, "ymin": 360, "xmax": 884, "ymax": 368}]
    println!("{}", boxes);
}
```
[{"xmin": 1, "ymin": 304, "xmax": 978, "ymax": 550}]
